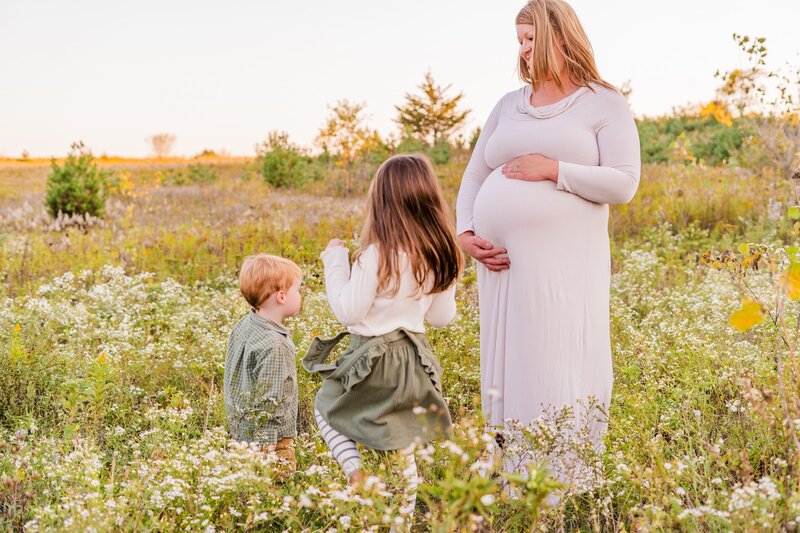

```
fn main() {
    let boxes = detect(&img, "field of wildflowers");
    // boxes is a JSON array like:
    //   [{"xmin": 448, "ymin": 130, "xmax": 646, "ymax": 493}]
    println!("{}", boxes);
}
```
[{"xmin": 2, "ymin": 157, "xmax": 800, "ymax": 531}]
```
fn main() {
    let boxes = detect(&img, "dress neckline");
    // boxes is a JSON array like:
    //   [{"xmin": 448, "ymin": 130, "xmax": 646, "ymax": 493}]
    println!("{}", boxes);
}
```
[{"xmin": 517, "ymin": 84, "xmax": 591, "ymax": 119}]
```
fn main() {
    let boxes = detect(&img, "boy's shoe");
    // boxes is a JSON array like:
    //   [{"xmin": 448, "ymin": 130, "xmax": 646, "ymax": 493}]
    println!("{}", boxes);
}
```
[{"xmin": 273, "ymin": 437, "xmax": 296, "ymax": 475}]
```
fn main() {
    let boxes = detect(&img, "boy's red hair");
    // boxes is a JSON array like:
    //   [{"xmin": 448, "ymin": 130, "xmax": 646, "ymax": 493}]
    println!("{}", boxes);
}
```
[{"xmin": 239, "ymin": 254, "xmax": 302, "ymax": 310}]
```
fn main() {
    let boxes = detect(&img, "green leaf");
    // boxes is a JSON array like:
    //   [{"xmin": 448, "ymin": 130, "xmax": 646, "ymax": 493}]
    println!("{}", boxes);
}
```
[
  {"xmin": 63, "ymin": 423, "xmax": 79, "ymax": 440},
  {"xmin": 738, "ymin": 243, "xmax": 750, "ymax": 255},
  {"xmin": 788, "ymin": 206, "xmax": 800, "ymax": 220},
  {"xmin": 788, "ymin": 247, "xmax": 800, "ymax": 264}
]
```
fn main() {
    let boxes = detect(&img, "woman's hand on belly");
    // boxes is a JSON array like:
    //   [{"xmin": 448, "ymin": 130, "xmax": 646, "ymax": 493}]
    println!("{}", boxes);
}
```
[
  {"xmin": 458, "ymin": 231, "xmax": 510, "ymax": 271},
  {"xmin": 501, "ymin": 153, "xmax": 558, "ymax": 182}
]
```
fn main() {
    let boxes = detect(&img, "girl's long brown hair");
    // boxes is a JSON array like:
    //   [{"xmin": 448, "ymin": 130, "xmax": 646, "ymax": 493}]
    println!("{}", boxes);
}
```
[
  {"xmin": 516, "ymin": 0, "xmax": 615, "ymax": 92},
  {"xmin": 355, "ymin": 153, "xmax": 463, "ymax": 296}
]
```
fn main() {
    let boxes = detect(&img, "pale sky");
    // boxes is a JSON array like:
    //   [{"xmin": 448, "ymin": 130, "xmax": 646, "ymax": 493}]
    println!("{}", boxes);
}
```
[{"xmin": 1, "ymin": 0, "xmax": 798, "ymax": 157}]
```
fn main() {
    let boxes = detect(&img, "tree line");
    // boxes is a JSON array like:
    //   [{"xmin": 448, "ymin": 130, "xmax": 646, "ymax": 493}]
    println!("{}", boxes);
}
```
[
  {"xmin": 257, "ymin": 71, "xmax": 473, "ymax": 194},
  {"xmin": 44, "ymin": 36, "xmax": 799, "ymax": 219}
]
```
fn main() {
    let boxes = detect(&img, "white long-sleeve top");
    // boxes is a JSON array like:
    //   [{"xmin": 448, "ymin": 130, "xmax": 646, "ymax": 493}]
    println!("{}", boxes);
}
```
[
  {"xmin": 321, "ymin": 244, "xmax": 457, "ymax": 336},
  {"xmin": 456, "ymin": 83, "xmax": 641, "ymax": 235}
]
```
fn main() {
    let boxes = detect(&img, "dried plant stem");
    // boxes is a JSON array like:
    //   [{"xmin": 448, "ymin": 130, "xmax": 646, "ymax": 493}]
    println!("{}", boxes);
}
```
[{"xmin": 775, "ymin": 285, "xmax": 800, "ymax": 468}]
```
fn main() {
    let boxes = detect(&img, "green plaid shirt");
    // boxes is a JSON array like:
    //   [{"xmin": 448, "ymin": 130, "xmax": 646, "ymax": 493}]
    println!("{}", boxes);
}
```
[{"xmin": 224, "ymin": 311, "xmax": 297, "ymax": 445}]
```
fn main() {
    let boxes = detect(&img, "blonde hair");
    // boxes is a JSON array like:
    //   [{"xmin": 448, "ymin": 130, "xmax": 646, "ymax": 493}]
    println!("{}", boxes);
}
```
[
  {"xmin": 355, "ymin": 154, "xmax": 463, "ymax": 296},
  {"xmin": 239, "ymin": 254, "xmax": 302, "ymax": 310},
  {"xmin": 516, "ymin": 0, "xmax": 614, "ymax": 92}
]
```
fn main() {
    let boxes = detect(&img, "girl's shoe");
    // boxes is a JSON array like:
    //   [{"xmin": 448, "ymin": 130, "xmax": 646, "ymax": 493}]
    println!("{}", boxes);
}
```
[{"xmin": 348, "ymin": 469, "xmax": 366, "ymax": 487}]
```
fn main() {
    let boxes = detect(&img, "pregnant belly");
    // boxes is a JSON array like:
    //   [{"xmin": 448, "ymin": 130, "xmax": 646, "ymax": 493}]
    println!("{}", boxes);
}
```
[{"xmin": 472, "ymin": 167, "xmax": 607, "ymax": 250}]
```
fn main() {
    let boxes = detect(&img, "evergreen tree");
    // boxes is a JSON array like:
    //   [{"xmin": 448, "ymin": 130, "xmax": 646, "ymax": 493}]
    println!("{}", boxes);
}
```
[
  {"xmin": 45, "ymin": 141, "xmax": 109, "ymax": 218},
  {"xmin": 395, "ymin": 71, "xmax": 470, "ymax": 146}
]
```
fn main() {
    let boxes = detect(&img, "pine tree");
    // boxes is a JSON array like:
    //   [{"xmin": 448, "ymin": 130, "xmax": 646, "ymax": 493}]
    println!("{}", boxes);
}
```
[
  {"xmin": 45, "ymin": 141, "xmax": 109, "ymax": 218},
  {"xmin": 395, "ymin": 71, "xmax": 470, "ymax": 146}
]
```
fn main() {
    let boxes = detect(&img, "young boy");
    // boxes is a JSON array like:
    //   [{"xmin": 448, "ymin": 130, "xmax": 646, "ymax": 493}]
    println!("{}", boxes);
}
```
[{"xmin": 224, "ymin": 254, "xmax": 302, "ymax": 472}]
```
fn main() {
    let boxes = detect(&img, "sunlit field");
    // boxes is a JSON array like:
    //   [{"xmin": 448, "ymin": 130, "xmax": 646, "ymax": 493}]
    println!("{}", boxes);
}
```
[{"xmin": 3, "ymin": 152, "xmax": 800, "ymax": 532}]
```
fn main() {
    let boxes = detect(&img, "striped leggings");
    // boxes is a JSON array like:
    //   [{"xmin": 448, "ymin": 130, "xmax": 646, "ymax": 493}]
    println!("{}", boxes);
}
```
[{"xmin": 315, "ymin": 409, "xmax": 419, "ymax": 515}]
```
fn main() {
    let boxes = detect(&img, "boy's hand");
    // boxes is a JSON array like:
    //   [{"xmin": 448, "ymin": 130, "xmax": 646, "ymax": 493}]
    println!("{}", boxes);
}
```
[{"xmin": 326, "ymin": 238, "xmax": 346, "ymax": 251}]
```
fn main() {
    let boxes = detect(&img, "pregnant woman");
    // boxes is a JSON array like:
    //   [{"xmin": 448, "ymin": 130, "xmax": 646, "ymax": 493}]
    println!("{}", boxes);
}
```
[{"xmin": 456, "ymin": 0, "xmax": 640, "ymax": 481}]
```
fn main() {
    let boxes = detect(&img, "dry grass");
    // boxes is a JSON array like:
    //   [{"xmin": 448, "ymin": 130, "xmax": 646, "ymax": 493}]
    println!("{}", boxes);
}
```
[
  {"xmin": 0, "ymin": 157, "xmax": 788, "ymax": 298},
  {"xmin": 0, "ymin": 156, "xmax": 255, "ymax": 203}
]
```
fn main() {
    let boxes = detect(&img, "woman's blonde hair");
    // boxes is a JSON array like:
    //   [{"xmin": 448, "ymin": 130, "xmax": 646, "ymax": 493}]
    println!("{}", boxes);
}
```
[
  {"xmin": 355, "ymin": 153, "xmax": 463, "ymax": 296},
  {"xmin": 239, "ymin": 254, "xmax": 302, "ymax": 310},
  {"xmin": 516, "ymin": 0, "xmax": 614, "ymax": 92}
]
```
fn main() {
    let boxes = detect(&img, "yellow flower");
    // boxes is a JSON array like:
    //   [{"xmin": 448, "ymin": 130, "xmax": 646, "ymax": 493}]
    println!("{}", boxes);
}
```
[
  {"xmin": 14, "ymin": 324, "xmax": 21, "ymax": 334},
  {"xmin": 98, "ymin": 353, "xmax": 107, "ymax": 363}
]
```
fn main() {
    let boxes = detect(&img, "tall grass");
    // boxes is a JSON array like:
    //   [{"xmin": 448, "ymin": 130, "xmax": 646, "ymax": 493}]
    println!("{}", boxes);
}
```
[{"xmin": 2, "ymin": 157, "xmax": 799, "ymax": 530}]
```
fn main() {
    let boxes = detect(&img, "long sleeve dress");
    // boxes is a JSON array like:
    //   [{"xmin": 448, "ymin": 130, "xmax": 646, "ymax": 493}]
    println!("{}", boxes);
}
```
[{"xmin": 456, "ymin": 84, "xmax": 640, "ymax": 474}]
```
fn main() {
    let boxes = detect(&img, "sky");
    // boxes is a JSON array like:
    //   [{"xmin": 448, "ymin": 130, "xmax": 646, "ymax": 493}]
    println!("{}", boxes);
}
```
[{"xmin": 1, "ymin": 0, "xmax": 798, "ymax": 158}]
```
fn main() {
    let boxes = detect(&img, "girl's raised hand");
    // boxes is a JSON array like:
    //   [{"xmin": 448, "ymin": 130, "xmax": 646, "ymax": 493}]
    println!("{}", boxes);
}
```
[
  {"xmin": 326, "ymin": 238, "xmax": 346, "ymax": 251},
  {"xmin": 458, "ymin": 231, "xmax": 510, "ymax": 271}
]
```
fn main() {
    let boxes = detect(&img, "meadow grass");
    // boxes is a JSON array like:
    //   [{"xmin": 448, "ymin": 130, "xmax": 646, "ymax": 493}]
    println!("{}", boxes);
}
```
[{"xmin": 1, "ymin": 158, "xmax": 799, "ymax": 531}]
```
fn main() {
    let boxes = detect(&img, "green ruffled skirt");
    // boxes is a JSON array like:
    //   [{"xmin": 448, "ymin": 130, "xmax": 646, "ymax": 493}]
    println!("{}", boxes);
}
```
[{"xmin": 301, "ymin": 328, "xmax": 453, "ymax": 450}]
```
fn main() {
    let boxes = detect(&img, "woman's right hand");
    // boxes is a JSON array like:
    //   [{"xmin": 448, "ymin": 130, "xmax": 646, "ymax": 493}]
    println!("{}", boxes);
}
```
[{"xmin": 458, "ymin": 231, "xmax": 510, "ymax": 271}]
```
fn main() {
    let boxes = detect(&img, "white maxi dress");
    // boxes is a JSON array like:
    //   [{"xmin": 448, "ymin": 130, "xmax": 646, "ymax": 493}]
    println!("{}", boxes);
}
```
[{"xmin": 455, "ymin": 84, "xmax": 641, "ymax": 476}]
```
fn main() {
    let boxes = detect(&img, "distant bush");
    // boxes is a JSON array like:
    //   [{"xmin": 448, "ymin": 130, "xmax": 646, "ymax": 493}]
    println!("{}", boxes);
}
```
[
  {"xmin": 45, "ymin": 142, "xmax": 110, "ymax": 218},
  {"xmin": 256, "ymin": 131, "xmax": 316, "ymax": 188},
  {"xmin": 427, "ymin": 138, "xmax": 452, "ymax": 165},
  {"xmin": 156, "ymin": 168, "xmax": 186, "ymax": 186},
  {"xmin": 395, "ymin": 134, "xmax": 425, "ymax": 154},
  {"xmin": 392, "ymin": 134, "xmax": 452, "ymax": 164},
  {"xmin": 361, "ymin": 134, "xmax": 391, "ymax": 166},
  {"xmin": 636, "ymin": 114, "xmax": 745, "ymax": 166},
  {"xmin": 147, "ymin": 132, "xmax": 176, "ymax": 158},
  {"xmin": 187, "ymin": 163, "xmax": 218, "ymax": 184}
]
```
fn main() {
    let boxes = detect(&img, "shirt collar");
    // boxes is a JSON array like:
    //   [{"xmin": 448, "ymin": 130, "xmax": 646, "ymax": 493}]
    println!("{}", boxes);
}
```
[{"xmin": 248, "ymin": 310, "xmax": 289, "ymax": 336}]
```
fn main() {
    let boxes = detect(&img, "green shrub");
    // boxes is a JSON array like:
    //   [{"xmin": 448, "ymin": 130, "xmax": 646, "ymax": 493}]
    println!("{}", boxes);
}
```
[
  {"xmin": 157, "ymin": 168, "xmax": 186, "ymax": 185},
  {"xmin": 394, "ymin": 135, "xmax": 452, "ymax": 165},
  {"xmin": 693, "ymin": 125, "xmax": 745, "ymax": 165},
  {"xmin": 45, "ymin": 141, "xmax": 110, "ymax": 218},
  {"xmin": 636, "ymin": 115, "xmax": 745, "ymax": 166},
  {"xmin": 186, "ymin": 163, "xmax": 218, "ymax": 184},
  {"xmin": 395, "ymin": 134, "xmax": 425, "ymax": 154},
  {"xmin": 256, "ymin": 131, "xmax": 315, "ymax": 188},
  {"xmin": 428, "ymin": 138, "xmax": 452, "ymax": 164},
  {"xmin": 0, "ymin": 322, "xmax": 69, "ymax": 429}
]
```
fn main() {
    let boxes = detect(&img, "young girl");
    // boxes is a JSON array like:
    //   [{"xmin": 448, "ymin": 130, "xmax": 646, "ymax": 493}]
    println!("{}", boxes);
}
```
[{"xmin": 302, "ymin": 153, "xmax": 463, "ymax": 518}]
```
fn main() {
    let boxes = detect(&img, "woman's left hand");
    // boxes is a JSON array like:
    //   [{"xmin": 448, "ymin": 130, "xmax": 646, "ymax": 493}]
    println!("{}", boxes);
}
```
[{"xmin": 502, "ymin": 154, "xmax": 559, "ymax": 182}]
